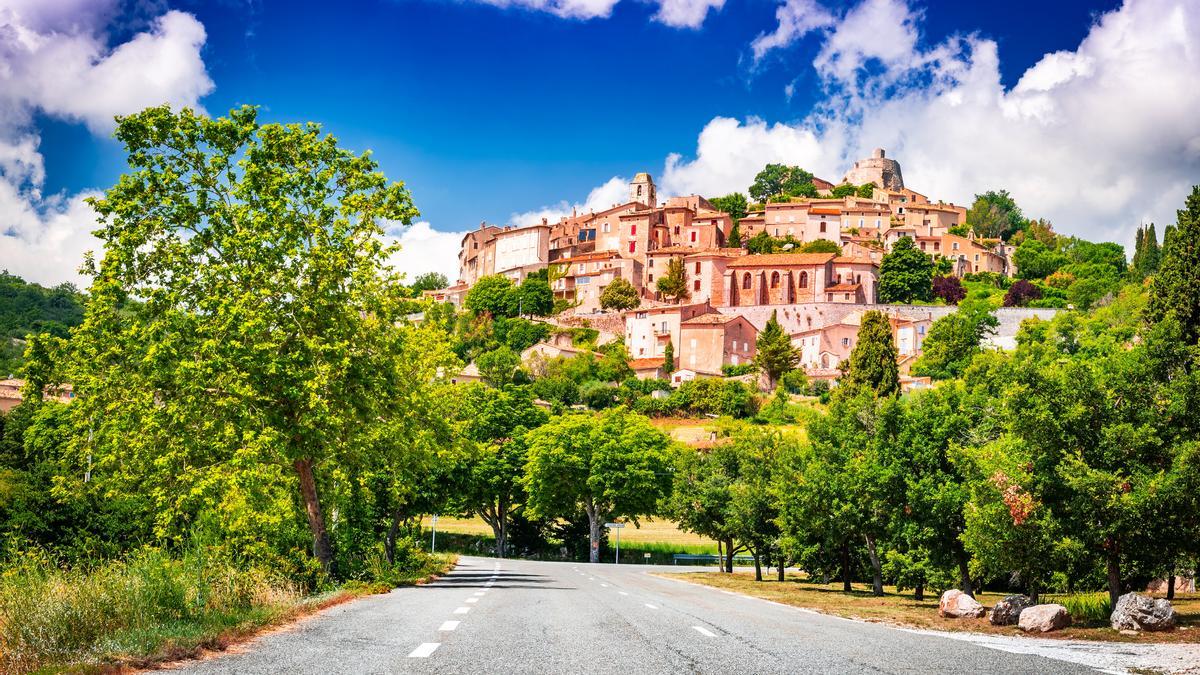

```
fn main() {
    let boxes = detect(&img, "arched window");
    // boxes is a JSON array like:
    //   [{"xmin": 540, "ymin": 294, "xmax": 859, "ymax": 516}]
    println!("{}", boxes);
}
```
[
  {"xmin": 742, "ymin": 272, "xmax": 752, "ymax": 289},
  {"xmin": 770, "ymin": 271, "xmax": 780, "ymax": 288},
  {"xmin": 799, "ymin": 271, "xmax": 808, "ymax": 288}
]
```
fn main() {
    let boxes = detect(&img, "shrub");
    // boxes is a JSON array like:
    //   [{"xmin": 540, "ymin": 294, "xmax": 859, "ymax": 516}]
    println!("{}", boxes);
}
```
[
  {"xmin": 1003, "ymin": 279, "xmax": 1042, "ymax": 307},
  {"xmin": 580, "ymin": 381, "xmax": 618, "ymax": 410},
  {"xmin": 721, "ymin": 363, "xmax": 757, "ymax": 377},
  {"xmin": 932, "ymin": 275, "xmax": 966, "ymax": 304}
]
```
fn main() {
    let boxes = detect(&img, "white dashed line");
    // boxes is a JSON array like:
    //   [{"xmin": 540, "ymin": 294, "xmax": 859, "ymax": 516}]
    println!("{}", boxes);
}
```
[
  {"xmin": 693, "ymin": 626, "xmax": 716, "ymax": 637},
  {"xmin": 618, "ymin": 591, "xmax": 629, "ymax": 596},
  {"xmin": 644, "ymin": 603, "xmax": 658, "ymax": 610},
  {"xmin": 600, "ymin": 583, "xmax": 609, "ymax": 587},
  {"xmin": 466, "ymin": 598, "xmax": 479, "ymax": 603},
  {"xmin": 408, "ymin": 643, "xmax": 440, "ymax": 658},
  {"xmin": 474, "ymin": 591, "xmax": 485, "ymax": 596},
  {"xmin": 454, "ymin": 607, "xmax": 471, "ymax": 614},
  {"xmin": 439, "ymin": 621, "xmax": 460, "ymax": 631}
]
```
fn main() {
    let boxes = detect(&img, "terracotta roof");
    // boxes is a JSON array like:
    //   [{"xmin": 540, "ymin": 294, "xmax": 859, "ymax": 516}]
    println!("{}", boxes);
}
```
[
  {"xmin": 687, "ymin": 248, "xmax": 745, "ymax": 258},
  {"xmin": 824, "ymin": 283, "xmax": 862, "ymax": 292},
  {"xmin": 560, "ymin": 250, "xmax": 621, "ymax": 264},
  {"xmin": 810, "ymin": 207, "xmax": 841, "ymax": 215},
  {"xmin": 726, "ymin": 253, "xmax": 835, "ymax": 268},
  {"xmin": 832, "ymin": 256, "xmax": 878, "ymax": 266},
  {"xmin": 649, "ymin": 246, "xmax": 704, "ymax": 255},
  {"xmin": 628, "ymin": 358, "xmax": 666, "ymax": 370},
  {"xmin": 681, "ymin": 312, "xmax": 742, "ymax": 326}
]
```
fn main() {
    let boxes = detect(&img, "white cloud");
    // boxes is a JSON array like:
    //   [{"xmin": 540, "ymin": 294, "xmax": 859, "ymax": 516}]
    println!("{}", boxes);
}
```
[
  {"xmin": 0, "ymin": 2, "xmax": 213, "ymax": 287},
  {"xmin": 651, "ymin": 0, "xmax": 725, "ymax": 29},
  {"xmin": 384, "ymin": 221, "xmax": 467, "ymax": 285},
  {"xmin": 510, "ymin": 176, "xmax": 630, "ymax": 226},
  {"xmin": 750, "ymin": 0, "xmax": 834, "ymax": 61},
  {"xmin": 655, "ymin": 0, "xmax": 1200, "ymax": 249}
]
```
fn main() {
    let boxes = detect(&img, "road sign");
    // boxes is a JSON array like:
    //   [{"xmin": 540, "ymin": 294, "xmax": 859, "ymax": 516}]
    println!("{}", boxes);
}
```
[
  {"xmin": 605, "ymin": 523, "xmax": 624, "ymax": 564},
  {"xmin": 604, "ymin": 522, "xmax": 625, "ymax": 528}
]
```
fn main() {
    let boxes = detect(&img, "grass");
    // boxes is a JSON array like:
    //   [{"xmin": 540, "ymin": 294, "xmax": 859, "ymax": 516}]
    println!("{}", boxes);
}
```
[
  {"xmin": 0, "ymin": 547, "xmax": 456, "ymax": 673},
  {"xmin": 665, "ymin": 572, "xmax": 1200, "ymax": 643}
]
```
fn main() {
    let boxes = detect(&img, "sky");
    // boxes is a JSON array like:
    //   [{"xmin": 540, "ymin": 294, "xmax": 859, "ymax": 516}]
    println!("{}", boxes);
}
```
[{"xmin": 2, "ymin": 0, "xmax": 1199, "ymax": 287}]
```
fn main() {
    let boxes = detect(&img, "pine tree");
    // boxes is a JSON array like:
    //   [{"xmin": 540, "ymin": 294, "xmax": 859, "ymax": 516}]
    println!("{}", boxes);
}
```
[
  {"xmin": 663, "ymin": 339, "xmax": 675, "ymax": 374},
  {"xmin": 753, "ymin": 310, "xmax": 799, "ymax": 389},
  {"xmin": 1147, "ymin": 186, "xmax": 1200, "ymax": 344},
  {"xmin": 840, "ymin": 311, "xmax": 899, "ymax": 397},
  {"xmin": 656, "ymin": 257, "xmax": 689, "ymax": 303},
  {"xmin": 728, "ymin": 223, "xmax": 742, "ymax": 248}
]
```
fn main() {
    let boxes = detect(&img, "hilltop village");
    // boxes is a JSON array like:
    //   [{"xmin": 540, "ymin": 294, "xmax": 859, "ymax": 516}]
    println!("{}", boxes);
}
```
[{"xmin": 429, "ymin": 150, "xmax": 1032, "ymax": 389}]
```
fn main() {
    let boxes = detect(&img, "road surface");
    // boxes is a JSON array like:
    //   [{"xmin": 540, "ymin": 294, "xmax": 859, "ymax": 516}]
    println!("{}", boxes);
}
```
[{"xmin": 177, "ymin": 556, "xmax": 1095, "ymax": 674}]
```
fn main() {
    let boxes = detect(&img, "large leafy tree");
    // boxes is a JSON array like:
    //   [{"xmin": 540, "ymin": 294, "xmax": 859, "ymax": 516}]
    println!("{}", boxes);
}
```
[
  {"xmin": 748, "ymin": 164, "xmax": 815, "ymax": 203},
  {"xmin": 877, "ymin": 237, "xmax": 933, "ymax": 304},
  {"xmin": 840, "ymin": 311, "xmax": 899, "ymax": 398},
  {"xmin": 410, "ymin": 272, "xmax": 448, "ymax": 292},
  {"xmin": 524, "ymin": 410, "xmax": 675, "ymax": 563},
  {"xmin": 599, "ymin": 277, "xmax": 640, "ymax": 311},
  {"xmin": 1013, "ymin": 239, "xmax": 1067, "ymax": 280},
  {"xmin": 709, "ymin": 192, "xmax": 748, "ymax": 222},
  {"xmin": 754, "ymin": 310, "xmax": 798, "ymax": 389},
  {"xmin": 656, "ymin": 257, "xmax": 689, "ymax": 303},
  {"xmin": 73, "ymin": 105, "xmax": 439, "ymax": 572},
  {"xmin": 466, "ymin": 275, "xmax": 516, "ymax": 317},
  {"xmin": 1147, "ymin": 186, "xmax": 1200, "ymax": 344},
  {"xmin": 966, "ymin": 190, "xmax": 1025, "ymax": 240},
  {"xmin": 910, "ymin": 302, "xmax": 998, "ymax": 380}
]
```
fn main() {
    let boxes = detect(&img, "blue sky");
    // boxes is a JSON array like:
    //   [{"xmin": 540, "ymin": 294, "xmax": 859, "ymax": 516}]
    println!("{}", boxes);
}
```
[{"xmin": 3, "ymin": 0, "xmax": 1198, "ymax": 285}]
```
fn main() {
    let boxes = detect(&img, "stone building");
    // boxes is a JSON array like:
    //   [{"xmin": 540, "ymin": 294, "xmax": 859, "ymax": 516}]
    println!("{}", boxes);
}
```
[{"xmin": 842, "ymin": 148, "xmax": 905, "ymax": 191}]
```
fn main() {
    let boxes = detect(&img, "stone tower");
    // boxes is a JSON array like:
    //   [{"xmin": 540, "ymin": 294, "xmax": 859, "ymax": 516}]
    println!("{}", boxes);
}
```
[
  {"xmin": 841, "ymin": 148, "xmax": 904, "ymax": 191},
  {"xmin": 630, "ymin": 172, "xmax": 657, "ymax": 207}
]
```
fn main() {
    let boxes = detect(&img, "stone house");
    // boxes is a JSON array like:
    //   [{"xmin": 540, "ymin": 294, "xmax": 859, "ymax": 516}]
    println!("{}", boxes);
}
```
[{"xmin": 678, "ymin": 313, "xmax": 757, "ymax": 375}]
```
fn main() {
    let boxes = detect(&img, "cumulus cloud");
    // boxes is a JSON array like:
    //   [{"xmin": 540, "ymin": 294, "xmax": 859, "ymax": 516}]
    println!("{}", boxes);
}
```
[
  {"xmin": 659, "ymin": 0, "xmax": 1200, "ymax": 248},
  {"xmin": 509, "ymin": 176, "xmax": 631, "ymax": 227},
  {"xmin": 0, "ymin": 1, "xmax": 213, "ymax": 287},
  {"xmin": 384, "ymin": 221, "xmax": 467, "ymax": 285},
  {"xmin": 750, "ymin": 0, "xmax": 834, "ymax": 61},
  {"xmin": 445, "ymin": 0, "xmax": 722, "ymax": 27}
]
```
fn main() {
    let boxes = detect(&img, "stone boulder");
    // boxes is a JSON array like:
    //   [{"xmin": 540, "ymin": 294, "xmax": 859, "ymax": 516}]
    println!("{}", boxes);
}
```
[
  {"xmin": 989, "ymin": 594, "xmax": 1034, "ymax": 626},
  {"xmin": 939, "ymin": 589, "xmax": 986, "ymax": 618},
  {"xmin": 1110, "ymin": 592, "xmax": 1178, "ymax": 632},
  {"xmin": 1019, "ymin": 604, "xmax": 1072, "ymax": 633}
]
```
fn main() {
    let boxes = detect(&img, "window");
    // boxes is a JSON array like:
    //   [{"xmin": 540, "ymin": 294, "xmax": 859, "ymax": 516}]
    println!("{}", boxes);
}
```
[
  {"xmin": 631, "ymin": 224, "xmax": 637, "ymax": 235},
  {"xmin": 859, "ymin": 218, "xmax": 864, "ymax": 227},
  {"xmin": 855, "ymin": 274, "xmax": 861, "ymax": 283},
  {"xmin": 774, "ymin": 228, "xmax": 780, "ymax": 236},
  {"xmin": 578, "ymin": 264, "xmax": 585, "ymax": 273},
  {"xmin": 648, "ymin": 273, "xmax": 654, "ymax": 281},
  {"xmin": 578, "ymin": 276, "xmax": 590, "ymax": 284},
  {"xmin": 694, "ymin": 262, "xmax": 701, "ymax": 273},
  {"xmin": 933, "ymin": 242, "xmax": 940, "ymax": 251},
  {"xmin": 691, "ymin": 231, "xmax": 697, "ymax": 243},
  {"xmin": 799, "ymin": 271, "xmax": 808, "ymax": 288},
  {"xmin": 842, "ymin": 337, "xmax": 850, "ymax": 347},
  {"xmin": 602, "ymin": 223, "xmax": 610, "ymax": 233},
  {"xmin": 629, "ymin": 241, "xmax": 636, "ymax": 253},
  {"xmin": 974, "ymin": 254, "xmax": 980, "ymax": 261},
  {"xmin": 690, "ymin": 338, "xmax": 696, "ymax": 348},
  {"xmin": 952, "ymin": 242, "xmax": 959, "ymax": 250},
  {"xmin": 820, "ymin": 222, "xmax": 827, "ymax": 233},
  {"xmin": 742, "ymin": 273, "xmax": 752, "ymax": 289},
  {"xmin": 770, "ymin": 271, "xmax": 780, "ymax": 288},
  {"xmin": 788, "ymin": 215, "xmax": 795, "ymax": 223},
  {"xmin": 774, "ymin": 215, "xmax": 781, "ymax": 223},
  {"xmin": 693, "ymin": 279, "xmax": 701, "ymax": 291},
  {"xmin": 674, "ymin": 226, "xmax": 680, "ymax": 235}
]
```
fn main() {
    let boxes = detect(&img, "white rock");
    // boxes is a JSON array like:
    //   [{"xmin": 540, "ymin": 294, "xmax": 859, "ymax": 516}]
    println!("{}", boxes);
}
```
[
  {"xmin": 939, "ymin": 589, "xmax": 986, "ymax": 618},
  {"xmin": 1019, "ymin": 604, "xmax": 1072, "ymax": 632}
]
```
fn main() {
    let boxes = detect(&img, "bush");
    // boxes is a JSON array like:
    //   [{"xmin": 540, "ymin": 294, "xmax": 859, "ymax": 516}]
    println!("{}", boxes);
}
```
[
  {"xmin": 580, "ymin": 381, "xmax": 618, "ymax": 410},
  {"xmin": 721, "ymin": 363, "xmax": 757, "ymax": 377},
  {"xmin": 1003, "ymin": 279, "xmax": 1042, "ymax": 307},
  {"xmin": 932, "ymin": 275, "xmax": 966, "ymax": 304}
]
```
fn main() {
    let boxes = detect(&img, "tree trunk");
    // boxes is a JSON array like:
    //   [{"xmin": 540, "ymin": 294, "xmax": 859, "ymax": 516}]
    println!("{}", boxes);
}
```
[
  {"xmin": 294, "ymin": 457, "xmax": 333, "ymax": 572},
  {"xmin": 385, "ymin": 507, "xmax": 402, "ymax": 565},
  {"xmin": 840, "ymin": 540, "xmax": 852, "ymax": 592},
  {"xmin": 724, "ymin": 539, "xmax": 735, "ymax": 573},
  {"xmin": 956, "ymin": 547, "xmax": 974, "ymax": 598},
  {"xmin": 495, "ymin": 500, "xmax": 509, "ymax": 559},
  {"xmin": 1167, "ymin": 566, "xmax": 1176, "ymax": 601},
  {"xmin": 753, "ymin": 550, "xmax": 763, "ymax": 581},
  {"xmin": 1106, "ymin": 539, "xmax": 1122, "ymax": 609},
  {"xmin": 1030, "ymin": 581, "xmax": 1038, "ymax": 605},
  {"xmin": 914, "ymin": 583, "xmax": 924, "ymax": 601},
  {"xmin": 717, "ymin": 540, "xmax": 723, "ymax": 568},
  {"xmin": 864, "ymin": 534, "xmax": 884, "ymax": 596},
  {"xmin": 778, "ymin": 554, "xmax": 786, "ymax": 582}
]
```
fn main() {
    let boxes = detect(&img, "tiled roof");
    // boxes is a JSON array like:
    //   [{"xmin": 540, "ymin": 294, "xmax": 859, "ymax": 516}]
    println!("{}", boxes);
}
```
[
  {"xmin": 832, "ymin": 256, "xmax": 878, "ymax": 266},
  {"xmin": 628, "ymin": 358, "xmax": 666, "ymax": 370},
  {"xmin": 559, "ymin": 250, "xmax": 621, "ymax": 264},
  {"xmin": 681, "ymin": 312, "xmax": 741, "ymax": 326},
  {"xmin": 726, "ymin": 253, "xmax": 835, "ymax": 268},
  {"xmin": 824, "ymin": 283, "xmax": 862, "ymax": 292},
  {"xmin": 810, "ymin": 207, "xmax": 841, "ymax": 215}
]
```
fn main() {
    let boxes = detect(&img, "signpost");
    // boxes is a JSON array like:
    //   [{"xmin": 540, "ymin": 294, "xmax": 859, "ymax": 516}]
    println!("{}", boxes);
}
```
[
  {"xmin": 605, "ymin": 522, "xmax": 625, "ymax": 564},
  {"xmin": 431, "ymin": 515, "xmax": 438, "ymax": 553}
]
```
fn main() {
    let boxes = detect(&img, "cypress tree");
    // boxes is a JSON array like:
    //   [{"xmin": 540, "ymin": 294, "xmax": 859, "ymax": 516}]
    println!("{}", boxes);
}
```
[
  {"xmin": 1144, "ymin": 223, "xmax": 1161, "ymax": 274},
  {"xmin": 1147, "ymin": 186, "xmax": 1200, "ymax": 344},
  {"xmin": 753, "ymin": 310, "xmax": 799, "ymax": 389},
  {"xmin": 663, "ymin": 339, "xmax": 675, "ymax": 374},
  {"xmin": 840, "ymin": 311, "xmax": 899, "ymax": 397},
  {"xmin": 1131, "ymin": 224, "xmax": 1146, "ymax": 277},
  {"xmin": 728, "ymin": 223, "xmax": 742, "ymax": 248}
]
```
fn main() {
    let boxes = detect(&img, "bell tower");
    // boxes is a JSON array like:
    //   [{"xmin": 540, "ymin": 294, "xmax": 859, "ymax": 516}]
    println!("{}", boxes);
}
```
[{"xmin": 630, "ymin": 172, "xmax": 656, "ymax": 207}]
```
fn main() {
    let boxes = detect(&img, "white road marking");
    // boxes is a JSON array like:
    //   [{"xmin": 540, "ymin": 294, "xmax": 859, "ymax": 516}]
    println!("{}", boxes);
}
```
[
  {"xmin": 601, "ymin": 583, "xmax": 609, "ymax": 587},
  {"xmin": 454, "ymin": 607, "xmax": 471, "ymax": 614},
  {"xmin": 439, "ymin": 621, "xmax": 460, "ymax": 631},
  {"xmin": 618, "ymin": 591, "xmax": 629, "ymax": 596},
  {"xmin": 474, "ymin": 591, "xmax": 485, "ymax": 596},
  {"xmin": 644, "ymin": 603, "xmax": 658, "ymax": 610},
  {"xmin": 466, "ymin": 598, "xmax": 479, "ymax": 603},
  {"xmin": 693, "ymin": 626, "xmax": 716, "ymax": 637},
  {"xmin": 408, "ymin": 643, "xmax": 440, "ymax": 658}
]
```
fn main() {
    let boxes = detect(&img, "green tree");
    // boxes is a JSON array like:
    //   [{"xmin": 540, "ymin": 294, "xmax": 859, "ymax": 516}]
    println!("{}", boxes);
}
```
[
  {"xmin": 749, "ymin": 164, "xmax": 815, "ymax": 203},
  {"xmin": 1147, "ymin": 186, "xmax": 1200, "ymax": 344},
  {"xmin": 411, "ymin": 272, "xmax": 448, "ymax": 292},
  {"xmin": 74, "ymin": 105, "xmax": 438, "ymax": 571},
  {"xmin": 797, "ymin": 240, "xmax": 842, "ymax": 254},
  {"xmin": 524, "ymin": 410, "xmax": 675, "ymax": 563},
  {"xmin": 877, "ymin": 237, "xmax": 933, "ymax": 303},
  {"xmin": 513, "ymin": 275, "xmax": 554, "ymax": 317},
  {"xmin": 831, "ymin": 184, "xmax": 858, "ymax": 198},
  {"xmin": 663, "ymin": 339, "xmax": 675, "ymax": 374},
  {"xmin": 477, "ymin": 346, "xmax": 521, "ymax": 387},
  {"xmin": 727, "ymin": 222, "xmax": 743, "ymax": 248},
  {"xmin": 966, "ymin": 190, "xmax": 1025, "ymax": 240},
  {"xmin": 656, "ymin": 257, "xmax": 689, "ymax": 303},
  {"xmin": 466, "ymin": 275, "xmax": 517, "ymax": 317},
  {"xmin": 1014, "ymin": 239, "xmax": 1067, "ymax": 280},
  {"xmin": 857, "ymin": 184, "xmax": 875, "ymax": 198},
  {"xmin": 840, "ymin": 311, "xmax": 899, "ymax": 397},
  {"xmin": 709, "ymin": 192, "xmax": 748, "ymax": 222},
  {"xmin": 746, "ymin": 231, "xmax": 776, "ymax": 254},
  {"xmin": 599, "ymin": 277, "xmax": 640, "ymax": 311},
  {"xmin": 754, "ymin": 311, "xmax": 798, "ymax": 389},
  {"xmin": 910, "ymin": 302, "xmax": 998, "ymax": 380}
]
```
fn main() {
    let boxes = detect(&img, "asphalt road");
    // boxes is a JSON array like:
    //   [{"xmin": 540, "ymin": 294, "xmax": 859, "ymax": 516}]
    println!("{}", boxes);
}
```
[{"xmin": 176, "ymin": 556, "xmax": 1095, "ymax": 674}]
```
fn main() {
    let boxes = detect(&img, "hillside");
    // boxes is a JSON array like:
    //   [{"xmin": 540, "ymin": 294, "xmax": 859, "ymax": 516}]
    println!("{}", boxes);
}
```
[{"xmin": 0, "ymin": 272, "xmax": 85, "ymax": 376}]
